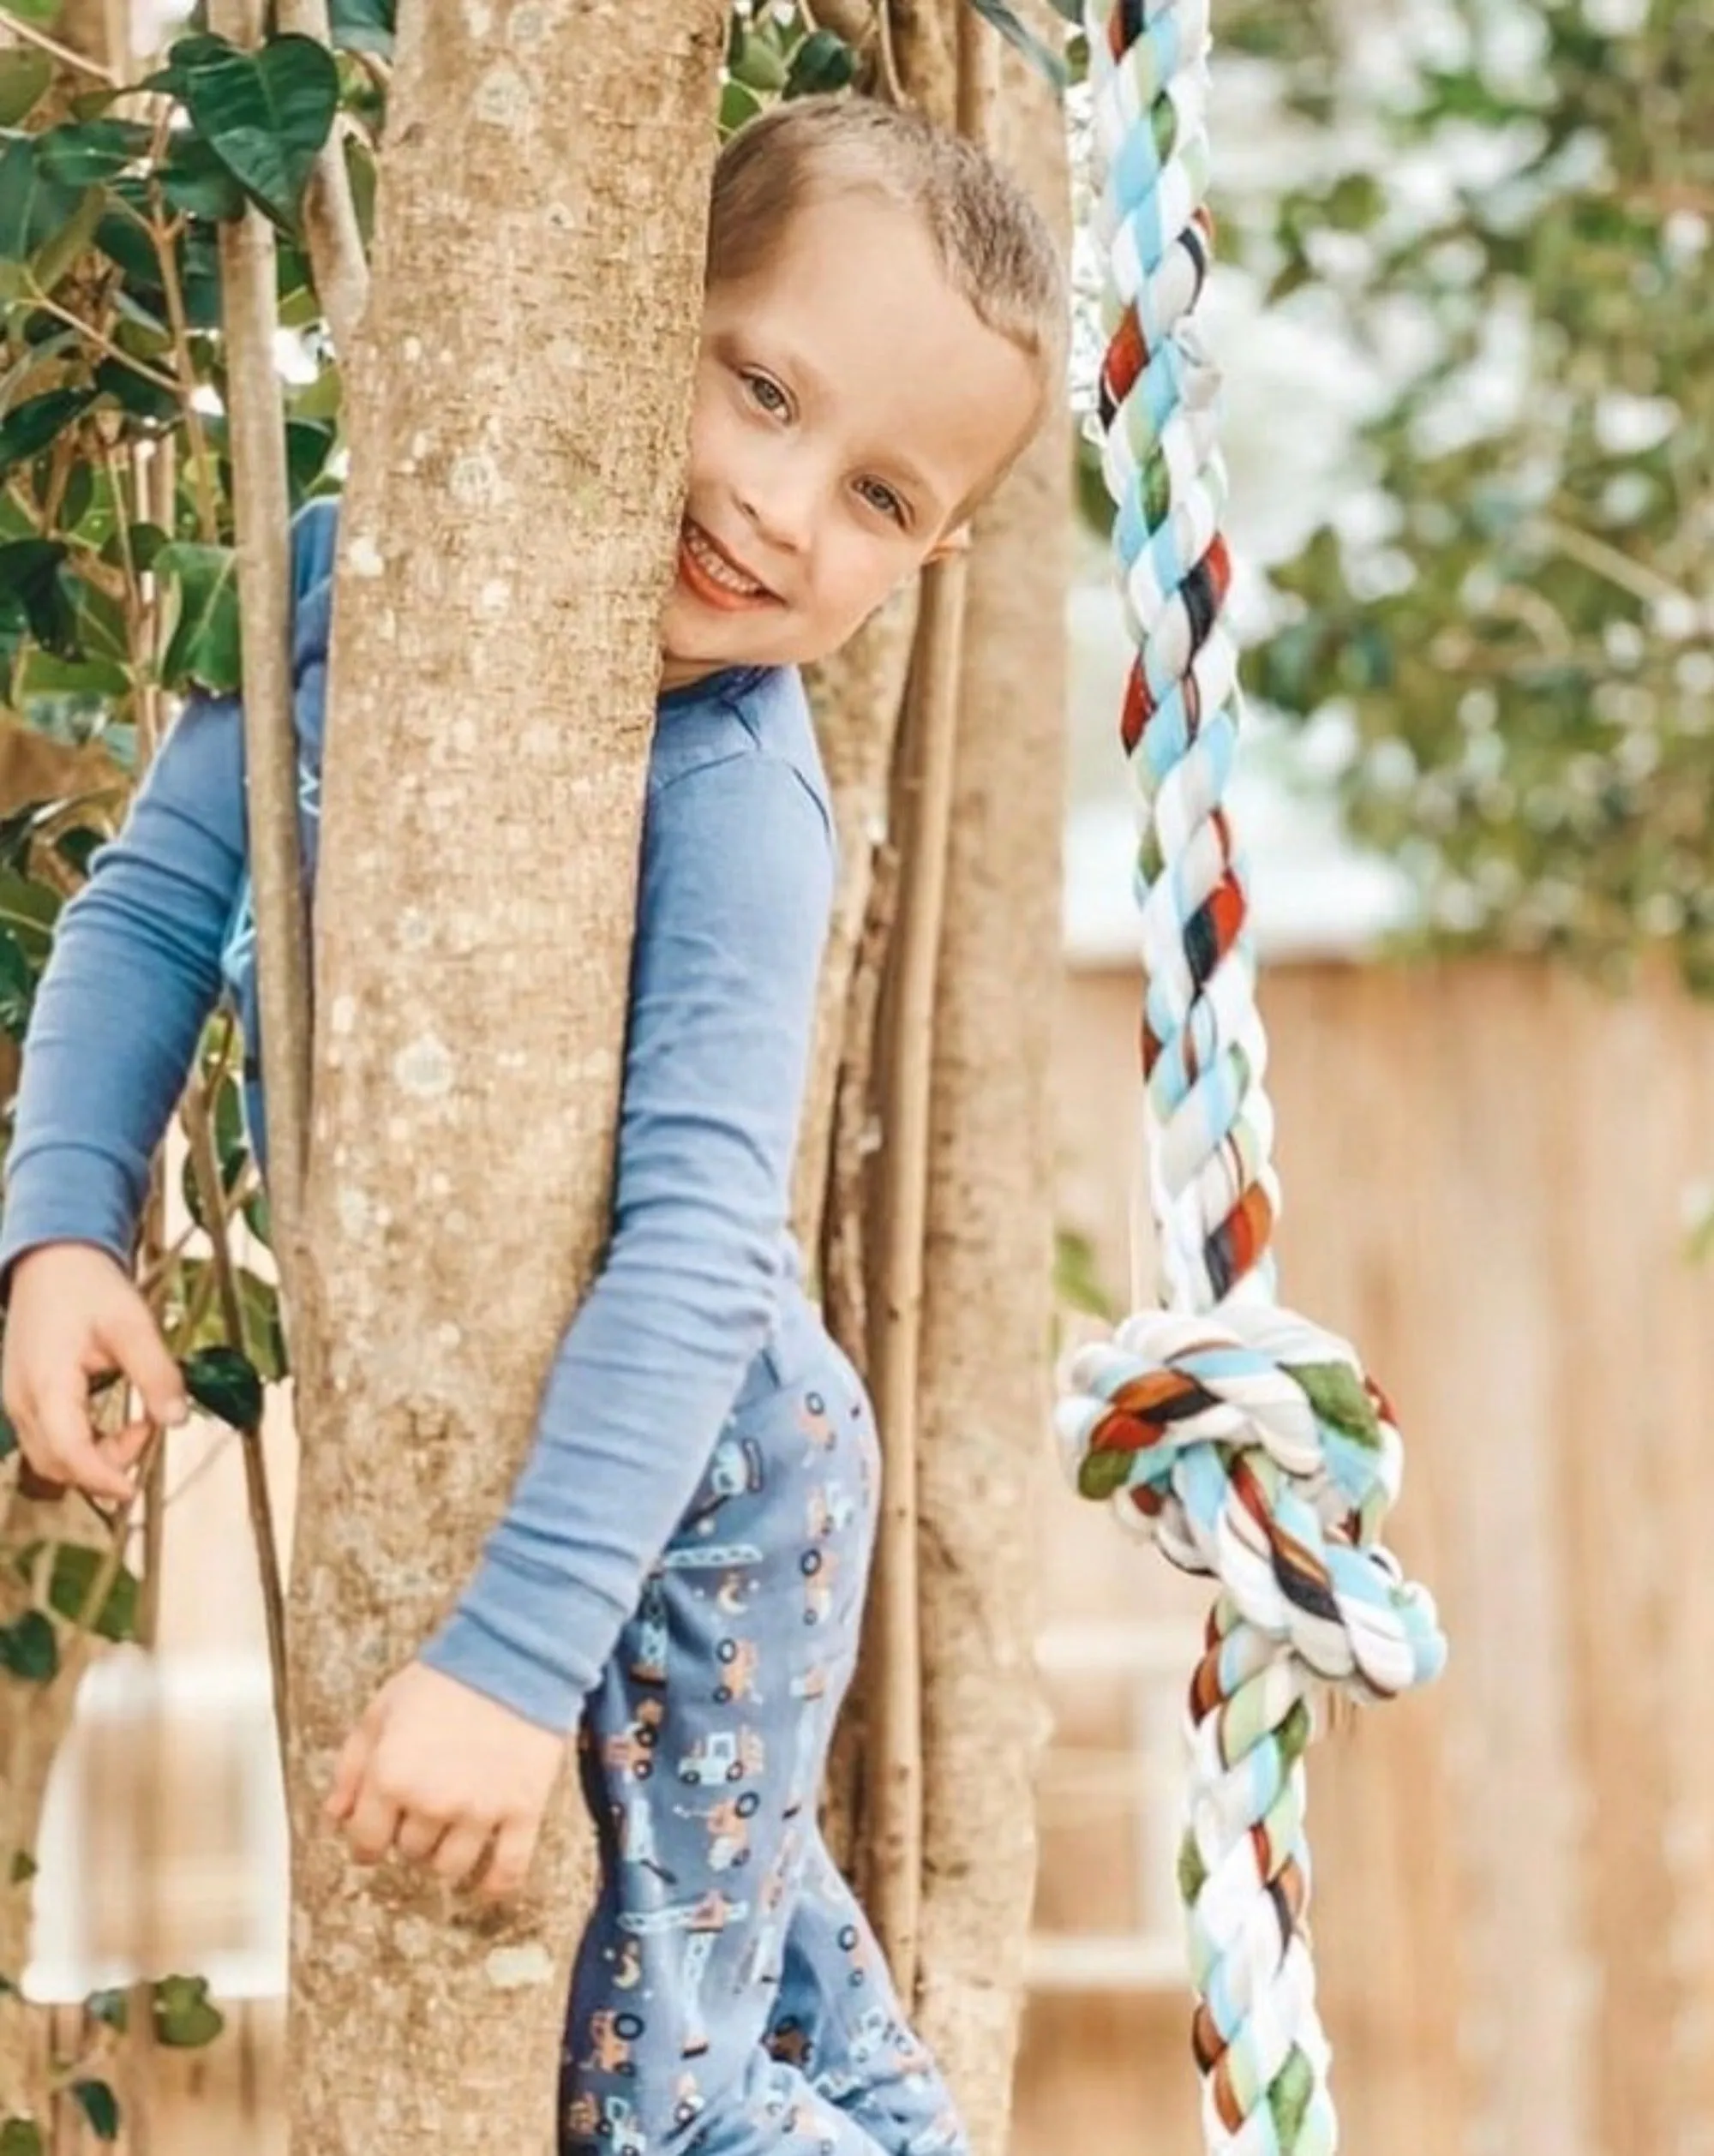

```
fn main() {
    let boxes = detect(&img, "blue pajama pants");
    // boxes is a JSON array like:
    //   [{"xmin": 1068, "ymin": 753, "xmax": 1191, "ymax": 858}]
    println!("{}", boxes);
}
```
[{"xmin": 560, "ymin": 1339, "xmax": 968, "ymax": 2156}]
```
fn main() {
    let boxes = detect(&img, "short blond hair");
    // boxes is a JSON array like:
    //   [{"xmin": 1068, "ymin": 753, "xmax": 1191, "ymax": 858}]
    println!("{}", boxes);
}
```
[{"xmin": 708, "ymin": 94, "xmax": 1067, "ymax": 500}]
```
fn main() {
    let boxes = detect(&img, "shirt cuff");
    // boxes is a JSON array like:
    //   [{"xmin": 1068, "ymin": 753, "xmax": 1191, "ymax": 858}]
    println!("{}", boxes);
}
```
[
  {"xmin": 0, "ymin": 1144, "xmax": 139, "ymax": 1296},
  {"xmin": 417, "ymin": 1548, "xmax": 628, "ymax": 1736}
]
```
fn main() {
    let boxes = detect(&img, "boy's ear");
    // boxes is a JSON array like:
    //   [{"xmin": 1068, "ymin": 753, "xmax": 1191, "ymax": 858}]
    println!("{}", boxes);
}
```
[{"xmin": 925, "ymin": 523, "xmax": 972, "ymax": 564}]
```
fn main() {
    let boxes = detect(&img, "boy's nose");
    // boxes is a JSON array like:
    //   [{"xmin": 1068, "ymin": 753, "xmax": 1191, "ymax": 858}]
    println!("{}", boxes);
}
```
[{"xmin": 738, "ymin": 479, "xmax": 813, "ymax": 560}]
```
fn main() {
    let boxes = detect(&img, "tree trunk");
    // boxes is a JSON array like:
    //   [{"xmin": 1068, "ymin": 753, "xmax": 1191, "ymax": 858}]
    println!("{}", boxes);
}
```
[
  {"xmin": 283, "ymin": 9, "xmax": 725, "ymax": 2153},
  {"xmin": 911, "ymin": 34, "xmax": 1070, "ymax": 2155},
  {"xmin": 0, "ymin": 1498, "xmax": 105, "ymax": 2123}
]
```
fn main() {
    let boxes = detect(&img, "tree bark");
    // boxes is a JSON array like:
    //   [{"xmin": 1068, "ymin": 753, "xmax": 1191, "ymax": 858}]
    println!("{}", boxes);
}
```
[
  {"xmin": 0, "ymin": 1499, "xmax": 105, "ymax": 2123},
  {"xmin": 910, "ymin": 26, "xmax": 1070, "ymax": 2153},
  {"xmin": 282, "ymin": 9, "xmax": 725, "ymax": 2153}
]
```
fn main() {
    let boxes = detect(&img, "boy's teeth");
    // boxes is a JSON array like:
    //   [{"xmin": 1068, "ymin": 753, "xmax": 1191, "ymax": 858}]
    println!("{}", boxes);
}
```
[{"xmin": 687, "ymin": 525, "xmax": 764, "ymax": 595}]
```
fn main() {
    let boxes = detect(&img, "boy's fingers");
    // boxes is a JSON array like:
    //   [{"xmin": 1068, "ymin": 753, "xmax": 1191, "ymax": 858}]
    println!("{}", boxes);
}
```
[
  {"xmin": 97, "ymin": 1298, "xmax": 188, "ymax": 1430},
  {"xmin": 325, "ymin": 1733, "xmax": 366, "ymax": 1824},
  {"xmin": 480, "ymin": 1818, "xmax": 538, "ymax": 1902},
  {"xmin": 394, "ymin": 1812, "xmax": 445, "ymax": 1866},
  {"xmin": 343, "ymin": 1788, "xmax": 402, "ymax": 1866},
  {"xmin": 109, "ymin": 1419, "xmax": 156, "ymax": 1470},
  {"xmin": 430, "ymin": 1822, "xmax": 493, "ymax": 1889},
  {"xmin": 32, "ymin": 1379, "xmax": 133, "ymax": 1501}
]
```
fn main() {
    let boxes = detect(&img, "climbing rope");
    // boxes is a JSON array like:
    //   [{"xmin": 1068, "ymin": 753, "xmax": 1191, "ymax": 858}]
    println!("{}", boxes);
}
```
[{"xmin": 1055, "ymin": 4, "xmax": 1448, "ymax": 2147}]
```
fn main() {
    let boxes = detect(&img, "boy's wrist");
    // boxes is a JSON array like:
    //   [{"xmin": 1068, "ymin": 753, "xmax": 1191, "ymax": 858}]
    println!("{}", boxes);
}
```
[{"xmin": 420, "ymin": 1550, "xmax": 623, "ymax": 1738}]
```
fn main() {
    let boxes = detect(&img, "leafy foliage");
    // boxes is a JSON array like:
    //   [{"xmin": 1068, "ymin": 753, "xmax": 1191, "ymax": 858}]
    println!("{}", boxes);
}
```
[{"xmin": 1215, "ymin": 0, "xmax": 1714, "ymax": 990}]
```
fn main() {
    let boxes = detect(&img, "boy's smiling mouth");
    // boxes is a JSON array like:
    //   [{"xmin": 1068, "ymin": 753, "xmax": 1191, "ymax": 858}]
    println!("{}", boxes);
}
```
[{"xmin": 678, "ymin": 519, "xmax": 781, "ymax": 612}]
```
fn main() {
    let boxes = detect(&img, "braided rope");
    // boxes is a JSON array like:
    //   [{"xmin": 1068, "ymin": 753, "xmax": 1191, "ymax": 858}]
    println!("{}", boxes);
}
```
[{"xmin": 1057, "ymin": 5, "xmax": 1447, "ymax": 2146}]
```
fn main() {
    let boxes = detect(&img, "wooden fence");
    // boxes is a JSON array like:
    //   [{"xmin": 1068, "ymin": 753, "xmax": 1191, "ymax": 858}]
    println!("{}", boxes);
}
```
[
  {"xmin": 26, "ymin": 954, "xmax": 1714, "ymax": 2155},
  {"xmin": 1016, "ymin": 953, "xmax": 1714, "ymax": 2156}
]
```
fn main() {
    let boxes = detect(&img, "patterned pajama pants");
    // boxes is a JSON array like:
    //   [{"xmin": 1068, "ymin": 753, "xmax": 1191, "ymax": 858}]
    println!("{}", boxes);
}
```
[{"xmin": 560, "ymin": 1339, "xmax": 968, "ymax": 2156}]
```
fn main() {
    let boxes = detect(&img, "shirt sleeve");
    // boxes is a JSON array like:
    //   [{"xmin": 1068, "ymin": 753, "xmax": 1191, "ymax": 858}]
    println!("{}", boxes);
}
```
[
  {"xmin": 0, "ymin": 497, "xmax": 337, "ymax": 1289},
  {"xmin": 0, "ymin": 695, "xmax": 248, "ymax": 1285},
  {"xmin": 419, "ymin": 746, "xmax": 836, "ymax": 1732}
]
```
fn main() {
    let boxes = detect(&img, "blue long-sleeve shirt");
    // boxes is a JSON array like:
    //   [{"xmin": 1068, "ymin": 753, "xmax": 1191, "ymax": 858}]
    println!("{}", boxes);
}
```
[{"xmin": 0, "ymin": 500, "xmax": 837, "ymax": 1733}]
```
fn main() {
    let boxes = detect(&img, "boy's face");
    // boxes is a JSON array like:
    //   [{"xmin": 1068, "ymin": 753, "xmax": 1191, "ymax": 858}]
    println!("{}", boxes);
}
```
[{"xmin": 660, "ymin": 192, "xmax": 1043, "ymax": 689}]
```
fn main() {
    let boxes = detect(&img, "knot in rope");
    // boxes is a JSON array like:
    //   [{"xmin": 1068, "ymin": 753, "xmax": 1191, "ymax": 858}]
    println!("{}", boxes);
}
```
[{"xmin": 1056, "ymin": 1308, "xmax": 1445, "ymax": 1702}]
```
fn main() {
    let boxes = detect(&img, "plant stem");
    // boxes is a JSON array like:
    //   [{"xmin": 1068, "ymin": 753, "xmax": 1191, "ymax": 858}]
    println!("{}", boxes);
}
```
[
  {"xmin": 21, "ymin": 285, "xmax": 183, "ymax": 399},
  {"xmin": 0, "ymin": 4, "xmax": 119, "ymax": 81},
  {"xmin": 147, "ymin": 198, "xmax": 221, "ymax": 546},
  {"xmin": 181, "ymin": 1074, "xmax": 291, "ymax": 1774},
  {"xmin": 274, "ymin": 0, "xmax": 372, "ymax": 353}
]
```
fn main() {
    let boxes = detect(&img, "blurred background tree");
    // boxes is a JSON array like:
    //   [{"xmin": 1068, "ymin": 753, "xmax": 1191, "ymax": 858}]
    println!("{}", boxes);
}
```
[{"xmin": 1214, "ymin": 0, "xmax": 1712, "ymax": 991}]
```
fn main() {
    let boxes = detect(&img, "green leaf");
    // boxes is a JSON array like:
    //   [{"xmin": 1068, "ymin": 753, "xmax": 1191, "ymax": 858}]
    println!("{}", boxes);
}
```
[
  {"xmin": 328, "ymin": 0, "xmax": 395, "ymax": 55},
  {"xmin": 11, "ymin": 1542, "xmax": 138, "ymax": 1645},
  {"xmin": 28, "ymin": 178, "xmax": 102, "ymax": 299},
  {"xmin": 0, "ymin": 1410, "xmax": 15, "ymax": 1463},
  {"xmin": 159, "ymin": 131, "xmax": 245, "ymax": 224},
  {"xmin": 960, "ymin": 0, "xmax": 1067, "ymax": 92},
  {"xmin": 0, "ymin": 1612, "xmax": 58, "ymax": 1684},
  {"xmin": 93, "ymin": 355, "xmax": 181, "ymax": 428},
  {"xmin": 177, "ymin": 33, "xmax": 341, "ymax": 230},
  {"xmin": 0, "ymin": 928, "xmax": 35, "ymax": 1040},
  {"xmin": 783, "ymin": 29, "xmax": 856, "ymax": 98},
  {"xmin": 0, "ymin": 866, "xmax": 64, "ymax": 964},
  {"xmin": 0, "ymin": 144, "xmax": 87, "ymax": 286},
  {"xmin": 69, "ymin": 2083, "xmax": 120, "ymax": 2142},
  {"xmin": 0, "ymin": 537, "xmax": 75, "ymax": 656},
  {"xmin": 0, "ymin": 388, "xmax": 96, "ymax": 480},
  {"xmin": 16, "ymin": 650, "xmax": 130, "ymax": 703},
  {"xmin": 54, "ymin": 825, "xmax": 105, "ymax": 877},
  {"xmin": 719, "ymin": 80, "xmax": 763, "ymax": 135},
  {"xmin": 92, "ymin": 201, "xmax": 159, "ymax": 286},
  {"xmin": 0, "ymin": 51, "xmax": 51, "ymax": 128},
  {"xmin": 182, "ymin": 1344, "xmax": 263, "ymax": 1433},
  {"xmin": 155, "ymin": 542, "xmax": 241, "ymax": 693},
  {"xmin": 1290, "ymin": 1362, "xmax": 1383, "ymax": 1449},
  {"xmin": 0, "ymin": 2119, "xmax": 45, "ymax": 2156},
  {"xmin": 153, "ymin": 1975, "xmax": 225, "ymax": 2050},
  {"xmin": 34, "ymin": 120, "xmax": 153, "ymax": 190},
  {"xmin": 86, "ymin": 1990, "xmax": 129, "ymax": 2032},
  {"xmin": 8, "ymin": 1853, "xmax": 35, "ymax": 1886},
  {"xmin": 0, "ymin": 138, "xmax": 81, "ymax": 267},
  {"xmin": 291, "ymin": 362, "xmax": 344, "ymax": 425},
  {"xmin": 729, "ymin": 32, "xmax": 788, "ymax": 93},
  {"xmin": 285, "ymin": 418, "xmax": 334, "ymax": 502}
]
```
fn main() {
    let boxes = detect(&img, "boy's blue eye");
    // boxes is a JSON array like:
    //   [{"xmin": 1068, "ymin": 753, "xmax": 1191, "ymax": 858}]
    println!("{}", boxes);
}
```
[
  {"xmin": 856, "ymin": 477, "xmax": 907, "ymax": 526},
  {"xmin": 742, "ymin": 370, "xmax": 789, "ymax": 417}
]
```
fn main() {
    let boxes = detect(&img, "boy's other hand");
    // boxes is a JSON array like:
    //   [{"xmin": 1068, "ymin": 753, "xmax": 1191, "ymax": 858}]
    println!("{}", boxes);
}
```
[
  {"xmin": 326, "ymin": 1662, "xmax": 568, "ymax": 1900},
  {"xmin": 3, "ymin": 1243, "xmax": 189, "ymax": 1503}
]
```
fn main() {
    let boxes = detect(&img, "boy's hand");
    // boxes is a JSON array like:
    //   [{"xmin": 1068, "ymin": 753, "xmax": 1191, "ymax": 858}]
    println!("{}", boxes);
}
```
[
  {"xmin": 3, "ymin": 1243, "xmax": 189, "ymax": 1503},
  {"xmin": 326, "ymin": 1662, "xmax": 568, "ymax": 1899}
]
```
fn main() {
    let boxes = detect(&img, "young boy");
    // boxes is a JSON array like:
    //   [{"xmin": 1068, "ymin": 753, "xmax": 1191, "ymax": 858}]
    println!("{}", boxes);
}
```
[{"xmin": 0, "ymin": 95, "xmax": 1064, "ymax": 2155}]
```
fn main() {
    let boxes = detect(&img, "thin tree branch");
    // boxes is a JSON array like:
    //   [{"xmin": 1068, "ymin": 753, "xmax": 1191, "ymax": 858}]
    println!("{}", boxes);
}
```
[
  {"xmin": 181, "ymin": 1074, "xmax": 291, "ymax": 1770},
  {"xmin": 148, "ymin": 196, "xmax": 222, "ymax": 545},
  {"xmin": 275, "ymin": 0, "xmax": 371, "ymax": 354},
  {"xmin": 207, "ymin": 0, "xmax": 314, "ymax": 1310},
  {"xmin": 21, "ymin": 284, "xmax": 183, "ymax": 399},
  {"xmin": 0, "ymin": 4, "xmax": 118, "ymax": 81}
]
